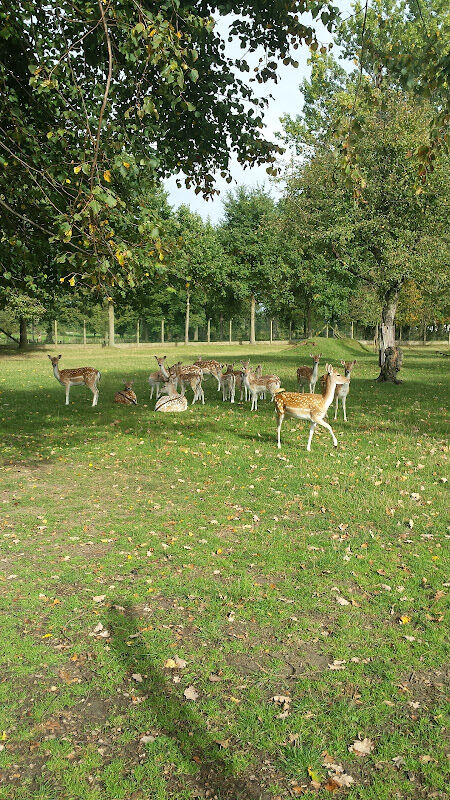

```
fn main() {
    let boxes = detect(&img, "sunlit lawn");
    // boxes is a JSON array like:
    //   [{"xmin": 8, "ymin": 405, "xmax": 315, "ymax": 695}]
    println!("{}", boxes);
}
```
[{"xmin": 0, "ymin": 340, "xmax": 448, "ymax": 800}]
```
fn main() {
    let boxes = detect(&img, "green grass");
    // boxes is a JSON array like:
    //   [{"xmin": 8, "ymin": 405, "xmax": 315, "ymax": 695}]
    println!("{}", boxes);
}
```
[{"xmin": 0, "ymin": 340, "xmax": 448, "ymax": 800}]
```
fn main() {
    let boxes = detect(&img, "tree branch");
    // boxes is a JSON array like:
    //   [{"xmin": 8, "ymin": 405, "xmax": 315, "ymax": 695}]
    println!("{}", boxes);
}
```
[
  {"xmin": 90, "ymin": 0, "xmax": 113, "ymax": 191},
  {"xmin": 0, "ymin": 327, "xmax": 19, "ymax": 344}
]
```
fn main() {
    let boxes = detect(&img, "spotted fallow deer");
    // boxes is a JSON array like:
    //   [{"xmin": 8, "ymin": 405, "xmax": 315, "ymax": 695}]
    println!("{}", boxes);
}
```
[
  {"xmin": 193, "ymin": 358, "xmax": 222, "ymax": 390},
  {"xmin": 175, "ymin": 364, "xmax": 204, "ymax": 405},
  {"xmin": 275, "ymin": 364, "xmax": 349, "ymax": 451},
  {"xmin": 242, "ymin": 365, "xmax": 281, "ymax": 411},
  {"xmin": 297, "ymin": 353, "xmax": 322, "ymax": 393},
  {"xmin": 148, "ymin": 355, "xmax": 169, "ymax": 399},
  {"xmin": 154, "ymin": 375, "xmax": 188, "ymax": 413},
  {"xmin": 48, "ymin": 355, "xmax": 101, "ymax": 406},
  {"xmin": 220, "ymin": 364, "xmax": 236, "ymax": 403},
  {"xmin": 114, "ymin": 381, "xmax": 137, "ymax": 405}
]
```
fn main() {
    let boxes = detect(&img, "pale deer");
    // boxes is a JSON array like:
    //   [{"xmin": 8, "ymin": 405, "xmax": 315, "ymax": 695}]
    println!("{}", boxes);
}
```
[
  {"xmin": 242, "ymin": 365, "xmax": 281, "ymax": 411},
  {"xmin": 148, "ymin": 355, "xmax": 169, "ymax": 399},
  {"xmin": 220, "ymin": 364, "xmax": 236, "ymax": 403},
  {"xmin": 194, "ymin": 358, "xmax": 222, "ymax": 390},
  {"xmin": 297, "ymin": 353, "xmax": 322, "ymax": 393},
  {"xmin": 114, "ymin": 381, "xmax": 137, "ymax": 405},
  {"xmin": 48, "ymin": 355, "xmax": 101, "ymax": 406},
  {"xmin": 155, "ymin": 375, "xmax": 188, "ymax": 413},
  {"xmin": 275, "ymin": 364, "xmax": 349, "ymax": 451},
  {"xmin": 333, "ymin": 360, "xmax": 356, "ymax": 421}
]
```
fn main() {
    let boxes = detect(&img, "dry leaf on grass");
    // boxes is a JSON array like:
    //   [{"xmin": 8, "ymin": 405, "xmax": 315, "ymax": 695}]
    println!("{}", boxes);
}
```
[
  {"xmin": 349, "ymin": 737, "xmax": 374, "ymax": 756},
  {"xmin": 335, "ymin": 595, "xmax": 350, "ymax": 606},
  {"xmin": 131, "ymin": 673, "xmax": 143, "ymax": 683},
  {"xmin": 183, "ymin": 685, "xmax": 199, "ymax": 701}
]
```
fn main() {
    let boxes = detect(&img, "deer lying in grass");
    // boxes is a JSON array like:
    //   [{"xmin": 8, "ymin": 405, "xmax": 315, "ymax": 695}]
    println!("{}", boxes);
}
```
[
  {"xmin": 155, "ymin": 375, "xmax": 187, "ymax": 413},
  {"xmin": 275, "ymin": 364, "xmax": 349, "ymax": 451},
  {"xmin": 148, "ymin": 355, "xmax": 169, "ymax": 399},
  {"xmin": 242, "ymin": 365, "xmax": 281, "ymax": 411},
  {"xmin": 321, "ymin": 360, "xmax": 356, "ymax": 421},
  {"xmin": 48, "ymin": 355, "xmax": 101, "ymax": 406},
  {"xmin": 297, "ymin": 353, "xmax": 322, "ymax": 393},
  {"xmin": 114, "ymin": 381, "xmax": 137, "ymax": 405},
  {"xmin": 220, "ymin": 364, "xmax": 236, "ymax": 403}
]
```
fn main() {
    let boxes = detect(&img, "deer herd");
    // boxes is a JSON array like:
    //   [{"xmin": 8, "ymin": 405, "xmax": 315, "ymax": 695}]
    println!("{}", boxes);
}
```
[{"xmin": 48, "ymin": 353, "xmax": 356, "ymax": 451}]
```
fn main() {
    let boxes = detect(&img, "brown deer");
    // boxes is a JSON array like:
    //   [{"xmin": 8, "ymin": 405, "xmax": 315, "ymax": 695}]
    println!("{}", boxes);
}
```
[
  {"xmin": 114, "ymin": 381, "xmax": 137, "ymax": 405},
  {"xmin": 275, "ymin": 364, "xmax": 349, "ymax": 451},
  {"xmin": 297, "ymin": 353, "xmax": 322, "ymax": 393},
  {"xmin": 175, "ymin": 363, "xmax": 204, "ymax": 405},
  {"xmin": 320, "ymin": 360, "xmax": 356, "ymax": 421},
  {"xmin": 241, "ymin": 365, "xmax": 281, "ymax": 411},
  {"xmin": 219, "ymin": 364, "xmax": 236, "ymax": 403},
  {"xmin": 48, "ymin": 355, "xmax": 101, "ymax": 406},
  {"xmin": 193, "ymin": 358, "xmax": 222, "ymax": 390}
]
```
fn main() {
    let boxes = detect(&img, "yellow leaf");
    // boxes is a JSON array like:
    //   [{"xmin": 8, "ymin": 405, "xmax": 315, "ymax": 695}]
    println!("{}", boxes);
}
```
[
  {"xmin": 73, "ymin": 165, "xmax": 82, "ymax": 174},
  {"xmin": 115, "ymin": 251, "xmax": 125, "ymax": 266},
  {"xmin": 400, "ymin": 615, "xmax": 411, "ymax": 624},
  {"xmin": 123, "ymin": 161, "xmax": 130, "ymax": 168},
  {"xmin": 59, "ymin": 277, "xmax": 65, "ymax": 283},
  {"xmin": 69, "ymin": 276, "xmax": 75, "ymax": 287},
  {"xmin": 103, "ymin": 169, "xmax": 112, "ymax": 182},
  {"xmin": 1, "ymin": 732, "xmax": 7, "ymax": 741}
]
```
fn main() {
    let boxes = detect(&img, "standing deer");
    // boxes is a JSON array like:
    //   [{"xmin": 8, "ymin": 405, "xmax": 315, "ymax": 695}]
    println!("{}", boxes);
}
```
[
  {"xmin": 297, "ymin": 353, "xmax": 322, "ymax": 393},
  {"xmin": 193, "ymin": 358, "xmax": 222, "ymax": 390},
  {"xmin": 220, "ymin": 364, "xmax": 236, "ymax": 403},
  {"xmin": 333, "ymin": 360, "xmax": 356, "ymax": 421},
  {"xmin": 275, "ymin": 364, "xmax": 349, "ymax": 451},
  {"xmin": 155, "ymin": 375, "xmax": 187, "ymax": 413},
  {"xmin": 148, "ymin": 355, "xmax": 169, "ymax": 399},
  {"xmin": 242, "ymin": 365, "xmax": 281, "ymax": 411},
  {"xmin": 114, "ymin": 381, "xmax": 137, "ymax": 405},
  {"xmin": 175, "ymin": 364, "xmax": 204, "ymax": 404},
  {"xmin": 48, "ymin": 355, "xmax": 101, "ymax": 406}
]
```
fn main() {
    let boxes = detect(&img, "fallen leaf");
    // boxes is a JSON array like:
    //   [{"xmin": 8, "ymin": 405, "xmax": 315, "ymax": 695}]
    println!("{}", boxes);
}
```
[
  {"xmin": 184, "ymin": 685, "xmax": 199, "ymax": 701},
  {"xmin": 335, "ymin": 595, "xmax": 350, "ymax": 606},
  {"xmin": 140, "ymin": 734, "xmax": 156, "ymax": 744},
  {"xmin": 349, "ymin": 738, "xmax": 374, "ymax": 756},
  {"xmin": 132, "ymin": 673, "xmax": 143, "ymax": 683},
  {"xmin": 93, "ymin": 595, "xmax": 106, "ymax": 603}
]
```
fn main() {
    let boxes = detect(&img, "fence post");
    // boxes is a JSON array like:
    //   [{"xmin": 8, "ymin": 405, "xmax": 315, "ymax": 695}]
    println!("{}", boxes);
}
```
[
  {"xmin": 207, "ymin": 318, "xmax": 211, "ymax": 344},
  {"xmin": 161, "ymin": 318, "xmax": 165, "ymax": 345},
  {"xmin": 108, "ymin": 300, "xmax": 115, "ymax": 347},
  {"xmin": 326, "ymin": 323, "xmax": 329, "ymax": 338},
  {"xmin": 83, "ymin": 319, "xmax": 87, "ymax": 345},
  {"xmin": 53, "ymin": 320, "xmax": 58, "ymax": 344},
  {"xmin": 229, "ymin": 318, "xmax": 232, "ymax": 344},
  {"xmin": 270, "ymin": 319, "xmax": 273, "ymax": 344},
  {"xmin": 351, "ymin": 320, "xmax": 354, "ymax": 339},
  {"xmin": 289, "ymin": 320, "xmax": 292, "ymax": 342},
  {"xmin": 136, "ymin": 319, "xmax": 140, "ymax": 346}
]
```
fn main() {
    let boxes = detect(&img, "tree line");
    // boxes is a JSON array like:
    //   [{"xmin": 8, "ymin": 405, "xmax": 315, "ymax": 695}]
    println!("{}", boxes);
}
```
[{"xmin": 1, "ymin": 1, "xmax": 449, "ymax": 371}]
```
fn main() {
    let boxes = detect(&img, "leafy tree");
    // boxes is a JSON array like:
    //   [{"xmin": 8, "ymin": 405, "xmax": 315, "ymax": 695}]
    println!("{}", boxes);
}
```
[
  {"xmin": 0, "ymin": 0, "xmax": 339, "ymax": 292},
  {"xmin": 219, "ymin": 187, "xmax": 282, "ymax": 343}
]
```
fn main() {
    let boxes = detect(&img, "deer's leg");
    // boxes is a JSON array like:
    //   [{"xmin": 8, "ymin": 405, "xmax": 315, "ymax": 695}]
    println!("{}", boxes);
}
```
[
  {"xmin": 92, "ymin": 387, "xmax": 99, "ymax": 406},
  {"xmin": 65, "ymin": 384, "xmax": 70, "ymax": 405},
  {"xmin": 343, "ymin": 397, "xmax": 347, "ymax": 422},
  {"xmin": 315, "ymin": 417, "xmax": 338, "ymax": 447},
  {"xmin": 149, "ymin": 384, "xmax": 154, "ymax": 400},
  {"xmin": 334, "ymin": 396, "xmax": 339, "ymax": 420},
  {"xmin": 276, "ymin": 412, "xmax": 284, "ymax": 449},
  {"xmin": 155, "ymin": 382, "xmax": 160, "ymax": 399},
  {"xmin": 306, "ymin": 421, "xmax": 316, "ymax": 451}
]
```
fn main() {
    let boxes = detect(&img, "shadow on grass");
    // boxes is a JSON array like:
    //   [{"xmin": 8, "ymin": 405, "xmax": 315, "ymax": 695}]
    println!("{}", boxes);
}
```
[{"xmin": 107, "ymin": 603, "xmax": 269, "ymax": 800}]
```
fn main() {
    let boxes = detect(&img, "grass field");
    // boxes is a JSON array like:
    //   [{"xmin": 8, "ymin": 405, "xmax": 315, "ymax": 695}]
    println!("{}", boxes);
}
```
[{"xmin": 0, "ymin": 341, "xmax": 448, "ymax": 800}]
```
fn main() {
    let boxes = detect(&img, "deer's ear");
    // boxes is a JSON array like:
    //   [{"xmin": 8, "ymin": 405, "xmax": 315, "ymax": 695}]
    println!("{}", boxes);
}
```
[
  {"xmin": 310, "ymin": 353, "xmax": 314, "ymax": 358},
  {"xmin": 341, "ymin": 360, "xmax": 345, "ymax": 366},
  {"xmin": 58, "ymin": 354, "xmax": 62, "ymax": 360},
  {"xmin": 47, "ymin": 355, "xmax": 52, "ymax": 361},
  {"xmin": 352, "ymin": 360, "xmax": 357, "ymax": 366}
]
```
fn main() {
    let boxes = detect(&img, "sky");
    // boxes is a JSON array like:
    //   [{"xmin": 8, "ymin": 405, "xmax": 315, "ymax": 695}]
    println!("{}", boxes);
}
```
[{"xmin": 164, "ymin": 3, "xmax": 354, "ymax": 223}]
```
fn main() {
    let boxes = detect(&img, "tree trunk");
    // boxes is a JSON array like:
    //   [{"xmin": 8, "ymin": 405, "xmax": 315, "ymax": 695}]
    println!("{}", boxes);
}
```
[
  {"xmin": 185, "ymin": 289, "xmax": 190, "ymax": 345},
  {"xmin": 422, "ymin": 320, "xmax": 427, "ymax": 344},
  {"xmin": 229, "ymin": 319, "xmax": 232, "ymax": 344},
  {"xmin": 83, "ymin": 319, "xmax": 87, "ymax": 345},
  {"xmin": 194, "ymin": 325, "xmax": 198, "ymax": 342},
  {"xmin": 18, "ymin": 317, "xmax": 28, "ymax": 349},
  {"xmin": 289, "ymin": 320, "xmax": 292, "ymax": 342},
  {"xmin": 161, "ymin": 318, "xmax": 165, "ymax": 344},
  {"xmin": 305, "ymin": 301, "xmax": 312, "ymax": 338},
  {"xmin": 108, "ymin": 300, "xmax": 115, "ymax": 346},
  {"xmin": 207, "ymin": 319, "xmax": 211, "ymax": 344},
  {"xmin": 270, "ymin": 319, "xmax": 273, "ymax": 344},
  {"xmin": 250, "ymin": 294, "xmax": 256, "ymax": 345},
  {"xmin": 136, "ymin": 319, "xmax": 140, "ymax": 345},
  {"xmin": 377, "ymin": 285, "xmax": 403, "ymax": 382}
]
